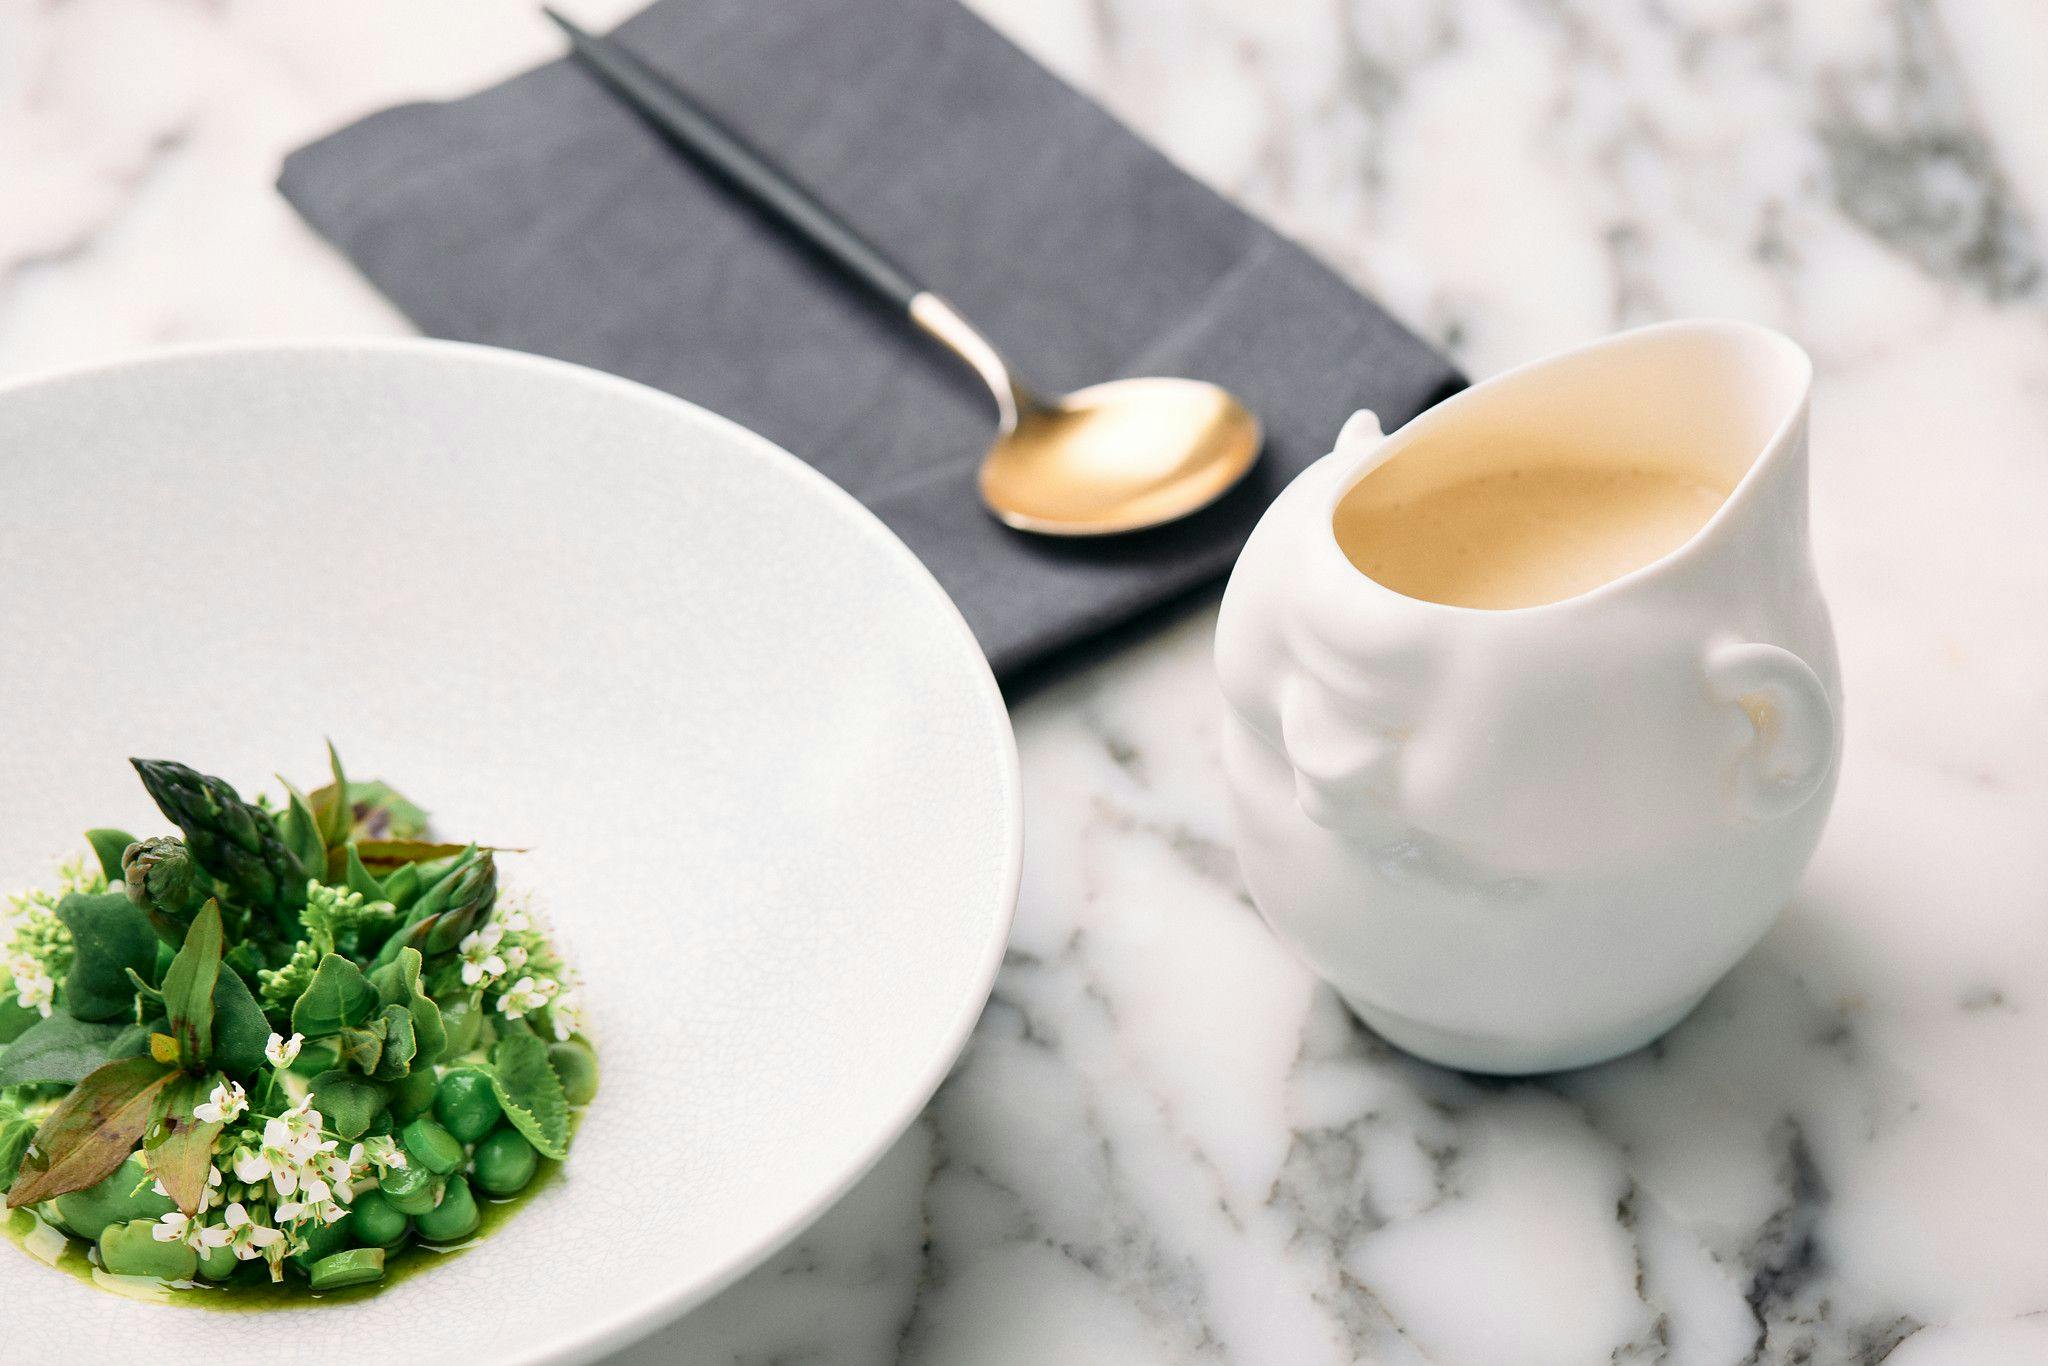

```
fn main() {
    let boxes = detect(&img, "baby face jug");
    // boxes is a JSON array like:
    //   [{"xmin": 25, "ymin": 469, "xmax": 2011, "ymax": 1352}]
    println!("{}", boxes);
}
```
[{"xmin": 1216, "ymin": 321, "xmax": 1840, "ymax": 1074}]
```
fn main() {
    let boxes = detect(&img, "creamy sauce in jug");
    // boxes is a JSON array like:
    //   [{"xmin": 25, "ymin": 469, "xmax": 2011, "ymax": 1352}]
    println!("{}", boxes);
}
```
[{"xmin": 1334, "ymin": 461, "xmax": 1731, "ymax": 609}]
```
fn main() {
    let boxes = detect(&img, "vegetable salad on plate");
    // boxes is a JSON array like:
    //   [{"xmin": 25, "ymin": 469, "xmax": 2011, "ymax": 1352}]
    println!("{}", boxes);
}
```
[{"xmin": 0, "ymin": 748, "xmax": 596, "ymax": 1300}]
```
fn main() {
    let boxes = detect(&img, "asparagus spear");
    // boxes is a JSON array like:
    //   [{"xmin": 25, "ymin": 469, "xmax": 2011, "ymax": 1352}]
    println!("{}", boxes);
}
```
[
  {"xmin": 130, "ymin": 760, "xmax": 308, "ymax": 915},
  {"xmin": 377, "ymin": 850, "xmax": 497, "ymax": 965}
]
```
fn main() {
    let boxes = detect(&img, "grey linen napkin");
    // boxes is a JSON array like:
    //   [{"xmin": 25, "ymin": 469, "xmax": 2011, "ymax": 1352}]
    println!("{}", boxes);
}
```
[{"xmin": 279, "ymin": 0, "xmax": 1462, "ymax": 679}]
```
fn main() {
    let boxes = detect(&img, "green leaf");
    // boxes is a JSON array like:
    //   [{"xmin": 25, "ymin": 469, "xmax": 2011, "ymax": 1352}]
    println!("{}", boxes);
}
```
[
  {"xmin": 308, "ymin": 1069, "xmax": 387, "ymax": 1140},
  {"xmin": 110, "ymin": 1021, "xmax": 159, "ymax": 1060},
  {"xmin": 160, "ymin": 900, "xmax": 223, "ymax": 1067},
  {"xmin": 278, "ymin": 780, "xmax": 328, "ymax": 879},
  {"xmin": 0, "ymin": 1115, "xmax": 31, "ymax": 1188},
  {"xmin": 4, "ymin": 1055, "xmax": 178, "ymax": 1208},
  {"xmin": 369, "ymin": 1004, "xmax": 417, "ymax": 1081},
  {"xmin": 337, "ymin": 1017, "xmax": 387, "ymax": 1075},
  {"xmin": 367, "ymin": 948, "xmax": 447, "ymax": 1070},
  {"xmin": 84, "ymin": 829, "xmax": 137, "ymax": 885},
  {"xmin": 148, "ymin": 1073, "xmax": 224, "ymax": 1214},
  {"xmin": 486, "ymin": 1030, "xmax": 569, "ymax": 1160},
  {"xmin": 211, "ymin": 967, "xmax": 270, "ymax": 1077},
  {"xmin": 56, "ymin": 892, "xmax": 157, "ymax": 1021},
  {"xmin": 319, "ymin": 741, "xmax": 353, "ymax": 849},
  {"xmin": 307, "ymin": 779, "xmax": 432, "ymax": 846},
  {"xmin": 123, "ymin": 967, "xmax": 166, "ymax": 1006},
  {"xmin": 344, "ymin": 845, "xmax": 386, "ymax": 901},
  {"xmin": 0, "ymin": 1014, "xmax": 127, "ymax": 1086},
  {"xmin": 291, "ymin": 954, "xmax": 378, "ymax": 1038}
]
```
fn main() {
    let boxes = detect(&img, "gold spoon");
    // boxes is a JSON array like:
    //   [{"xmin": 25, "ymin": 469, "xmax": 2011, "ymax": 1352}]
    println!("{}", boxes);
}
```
[{"xmin": 547, "ymin": 10, "xmax": 1263, "ymax": 536}]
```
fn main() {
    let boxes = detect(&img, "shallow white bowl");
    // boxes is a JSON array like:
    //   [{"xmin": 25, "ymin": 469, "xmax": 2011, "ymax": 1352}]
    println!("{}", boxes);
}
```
[{"xmin": 0, "ymin": 341, "xmax": 1020, "ymax": 1363}]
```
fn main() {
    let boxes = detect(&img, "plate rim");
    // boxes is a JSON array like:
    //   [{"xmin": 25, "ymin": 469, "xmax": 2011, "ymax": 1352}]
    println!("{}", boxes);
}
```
[{"xmin": 0, "ymin": 337, "xmax": 1023, "ymax": 1363}]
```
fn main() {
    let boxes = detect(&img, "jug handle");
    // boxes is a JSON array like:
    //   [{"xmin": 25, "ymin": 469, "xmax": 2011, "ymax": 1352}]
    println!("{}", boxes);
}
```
[{"xmin": 1706, "ymin": 641, "xmax": 1836, "ymax": 821}]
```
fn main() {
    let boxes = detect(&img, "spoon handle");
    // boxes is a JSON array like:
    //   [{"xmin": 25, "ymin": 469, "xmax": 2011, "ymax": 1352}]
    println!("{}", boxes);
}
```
[{"xmin": 544, "ymin": 8, "xmax": 923, "ymax": 311}]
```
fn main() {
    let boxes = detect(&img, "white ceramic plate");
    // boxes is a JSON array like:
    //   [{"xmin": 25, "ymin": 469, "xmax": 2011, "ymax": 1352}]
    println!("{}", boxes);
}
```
[{"xmin": 0, "ymin": 342, "xmax": 1020, "ymax": 1363}]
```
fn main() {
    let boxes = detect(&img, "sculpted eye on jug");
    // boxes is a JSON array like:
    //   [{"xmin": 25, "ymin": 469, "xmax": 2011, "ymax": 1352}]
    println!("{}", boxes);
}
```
[{"xmin": 1216, "ymin": 320, "xmax": 1841, "ymax": 1074}]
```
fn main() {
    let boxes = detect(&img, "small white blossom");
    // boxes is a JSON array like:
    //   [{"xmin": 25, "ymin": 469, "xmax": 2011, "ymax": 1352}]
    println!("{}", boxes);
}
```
[
  {"xmin": 363, "ymin": 1135, "xmax": 407, "ymax": 1175},
  {"xmin": 497, "ymin": 975, "xmax": 557, "ymax": 1021},
  {"xmin": 549, "ymin": 988, "xmax": 586, "ymax": 1042},
  {"xmin": 193, "ymin": 1080, "xmax": 248, "ymax": 1126},
  {"xmin": 495, "ymin": 903, "xmax": 533, "ymax": 935},
  {"xmin": 232, "ymin": 1143, "xmax": 274, "ymax": 1188},
  {"xmin": 273, "ymin": 1098, "xmax": 332, "ymax": 1161},
  {"xmin": 220, "ymin": 1202, "xmax": 283, "ymax": 1261},
  {"xmin": 264, "ymin": 1031, "xmax": 304, "ymax": 1068},
  {"xmin": 459, "ymin": 923, "xmax": 509, "ymax": 987},
  {"xmin": 4, "ymin": 954, "xmax": 54, "ymax": 1018},
  {"xmin": 152, "ymin": 1209, "xmax": 230, "ymax": 1251}
]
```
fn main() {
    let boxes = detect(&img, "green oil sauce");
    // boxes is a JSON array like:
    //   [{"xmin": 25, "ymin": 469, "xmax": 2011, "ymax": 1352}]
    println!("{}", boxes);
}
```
[{"xmin": 4, "ymin": 1159, "xmax": 561, "ymax": 1309}]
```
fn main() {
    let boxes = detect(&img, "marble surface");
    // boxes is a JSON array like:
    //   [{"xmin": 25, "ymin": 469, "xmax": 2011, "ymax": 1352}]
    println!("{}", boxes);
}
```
[{"xmin": 4, "ymin": 1, "xmax": 2046, "ymax": 1362}]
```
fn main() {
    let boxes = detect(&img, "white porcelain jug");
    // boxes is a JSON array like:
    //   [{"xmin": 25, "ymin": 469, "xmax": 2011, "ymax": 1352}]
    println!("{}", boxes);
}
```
[{"xmin": 1216, "ymin": 320, "xmax": 1840, "ymax": 1074}]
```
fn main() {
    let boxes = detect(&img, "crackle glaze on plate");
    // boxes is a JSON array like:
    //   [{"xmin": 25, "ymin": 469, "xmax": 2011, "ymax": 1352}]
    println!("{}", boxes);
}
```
[{"xmin": 0, "ymin": 342, "xmax": 1021, "ymax": 1363}]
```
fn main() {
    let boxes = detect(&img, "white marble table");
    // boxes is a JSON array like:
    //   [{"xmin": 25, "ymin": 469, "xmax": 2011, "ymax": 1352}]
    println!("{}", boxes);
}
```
[{"xmin": 6, "ymin": 2, "xmax": 2046, "ymax": 1361}]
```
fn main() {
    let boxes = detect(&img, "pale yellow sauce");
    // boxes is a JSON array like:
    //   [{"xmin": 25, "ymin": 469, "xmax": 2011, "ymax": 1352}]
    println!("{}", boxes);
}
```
[{"xmin": 1334, "ymin": 462, "xmax": 1730, "ymax": 609}]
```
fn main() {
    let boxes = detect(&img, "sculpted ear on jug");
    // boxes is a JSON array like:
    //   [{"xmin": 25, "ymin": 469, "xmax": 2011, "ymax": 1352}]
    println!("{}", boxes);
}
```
[{"xmin": 1216, "ymin": 320, "xmax": 1841, "ymax": 1075}]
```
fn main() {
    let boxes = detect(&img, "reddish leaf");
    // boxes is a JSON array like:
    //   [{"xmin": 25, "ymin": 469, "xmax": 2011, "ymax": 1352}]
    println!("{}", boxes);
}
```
[
  {"xmin": 149, "ymin": 1075, "xmax": 225, "ymax": 1215},
  {"xmin": 4, "ymin": 1055, "xmax": 177, "ymax": 1208},
  {"xmin": 354, "ymin": 840, "xmax": 525, "ymax": 871}
]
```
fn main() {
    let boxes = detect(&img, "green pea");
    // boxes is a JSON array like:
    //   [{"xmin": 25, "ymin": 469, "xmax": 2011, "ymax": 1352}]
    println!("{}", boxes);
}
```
[
  {"xmin": 290, "ymin": 1215, "xmax": 352, "ymax": 1272},
  {"xmin": 433, "ymin": 1068, "xmax": 502, "ymax": 1144},
  {"xmin": 380, "ymin": 1164, "xmax": 439, "ymax": 1216},
  {"xmin": 309, "ymin": 1246, "xmax": 385, "ymax": 1291},
  {"xmin": 389, "ymin": 1068, "xmax": 437, "ymax": 1123},
  {"xmin": 52, "ymin": 1157, "xmax": 175, "ymax": 1241},
  {"xmin": 197, "ymin": 1240, "xmax": 239, "ymax": 1282},
  {"xmin": 414, "ymin": 1175, "xmax": 479, "ymax": 1243},
  {"xmin": 402, "ymin": 1116, "xmax": 465, "ymax": 1175},
  {"xmin": 97, "ymin": 1218, "xmax": 198, "ymax": 1281},
  {"xmin": 548, "ymin": 1040, "xmax": 600, "ymax": 1106},
  {"xmin": 348, "ymin": 1189, "xmax": 410, "ymax": 1249},
  {"xmin": 471, "ymin": 1127, "xmax": 538, "ymax": 1196}
]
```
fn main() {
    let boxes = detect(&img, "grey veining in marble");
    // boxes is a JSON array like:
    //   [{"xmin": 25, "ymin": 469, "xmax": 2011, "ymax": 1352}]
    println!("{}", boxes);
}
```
[{"xmin": 4, "ymin": 0, "xmax": 2047, "ymax": 1362}]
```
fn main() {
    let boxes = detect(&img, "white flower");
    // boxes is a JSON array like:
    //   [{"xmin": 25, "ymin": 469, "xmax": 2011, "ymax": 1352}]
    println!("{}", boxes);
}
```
[
  {"xmin": 4, "ymin": 954, "xmax": 54, "ymax": 1018},
  {"xmin": 363, "ymin": 1135, "xmax": 407, "ymax": 1175},
  {"xmin": 220, "ymin": 1202, "xmax": 283, "ymax": 1261},
  {"xmin": 264, "ymin": 1031, "xmax": 304, "ymax": 1069},
  {"xmin": 154, "ymin": 1165, "xmax": 226, "ymax": 1213},
  {"xmin": 152, "ymin": 1209, "xmax": 229, "ymax": 1251},
  {"xmin": 193, "ymin": 1080, "xmax": 248, "ymax": 1126},
  {"xmin": 497, "ymin": 975, "xmax": 557, "ymax": 1021},
  {"xmin": 460, "ymin": 924, "xmax": 509, "ymax": 987},
  {"xmin": 317, "ymin": 1144, "xmax": 365, "ymax": 1204},
  {"xmin": 504, "ymin": 944, "xmax": 529, "ymax": 972},
  {"xmin": 549, "ymin": 988, "xmax": 586, "ymax": 1042},
  {"xmin": 151, "ymin": 1211, "xmax": 195, "ymax": 1246},
  {"xmin": 495, "ymin": 903, "xmax": 533, "ymax": 935},
  {"xmin": 273, "ymin": 1098, "xmax": 332, "ymax": 1161}
]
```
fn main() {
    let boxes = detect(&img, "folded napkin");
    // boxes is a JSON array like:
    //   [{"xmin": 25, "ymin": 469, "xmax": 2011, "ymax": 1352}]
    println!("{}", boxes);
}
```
[{"xmin": 279, "ymin": 0, "xmax": 1462, "ymax": 678}]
